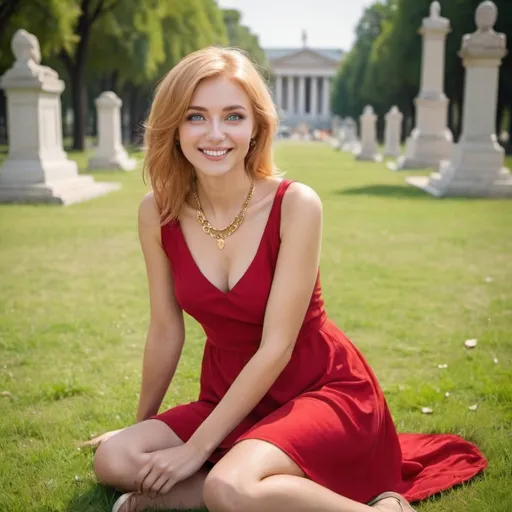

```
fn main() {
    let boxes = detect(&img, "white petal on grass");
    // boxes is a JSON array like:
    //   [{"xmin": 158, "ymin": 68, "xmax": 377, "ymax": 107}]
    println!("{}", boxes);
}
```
[
  {"xmin": 437, "ymin": 364, "xmax": 448, "ymax": 369},
  {"xmin": 464, "ymin": 339, "xmax": 478, "ymax": 348},
  {"xmin": 484, "ymin": 277, "xmax": 493, "ymax": 283},
  {"xmin": 468, "ymin": 404, "xmax": 478, "ymax": 411},
  {"xmin": 421, "ymin": 407, "xmax": 433, "ymax": 414},
  {"xmin": 445, "ymin": 392, "xmax": 451, "ymax": 397},
  {"xmin": 493, "ymin": 358, "xmax": 498, "ymax": 364}
]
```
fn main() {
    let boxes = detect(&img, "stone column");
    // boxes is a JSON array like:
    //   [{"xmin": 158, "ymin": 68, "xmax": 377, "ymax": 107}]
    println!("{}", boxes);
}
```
[
  {"xmin": 298, "ymin": 76, "xmax": 306, "ymax": 115},
  {"xmin": 310, "ymin": 77, "xmax": 318, "ymax": 117},
  {"xmin": 287, "ymin": 75, "xmax": 295, "ymax": 115},
  {"xmin": 392, "ymin": 1, "xmax": 453, "ymax": 170},
  {"xmin": 407, "ymin": 1, "xmax": 512, "ymax": 197},
  {"xmin": 322, "ymin": 77, "xmax": 330, "ymax": 116},
  {"xmin": 88, "ymin": 91, "xmax": 136, "ymax": 171},
  {"xmin": 275, "ymin": 75, "xmax": 283, "ymax": 111},
  {"xmin": 0, "ymin": 29, "xmax": 120, "ymax": 204},
  {"xmin": 384, "ymin": 106, "xmax": 403, "ymax": 157},
  {"xmin": 356, "ymin": 106, "xmax": 382, "ymax": 161}
]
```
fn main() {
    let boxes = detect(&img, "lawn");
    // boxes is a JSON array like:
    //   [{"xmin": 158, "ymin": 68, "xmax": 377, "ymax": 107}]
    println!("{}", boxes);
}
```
[{"xmin": 0, "ymin": 142, "xmax": 511, "ymax": 511}]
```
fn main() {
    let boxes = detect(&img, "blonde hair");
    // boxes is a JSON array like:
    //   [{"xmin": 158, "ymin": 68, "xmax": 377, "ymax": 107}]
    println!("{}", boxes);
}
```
[{"xmin": 143, "ymin": 46, "xmax": 280, "ymax": 224}]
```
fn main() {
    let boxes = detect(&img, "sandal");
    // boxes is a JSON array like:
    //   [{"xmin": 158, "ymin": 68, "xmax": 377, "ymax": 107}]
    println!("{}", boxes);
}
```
[
  {"xmin": 368, "ymin": 491, "xmax": 417, "ymax": 511},
  {"xmin": 112, "ymin": 492, "xmax": 135, "ymax": 512}
]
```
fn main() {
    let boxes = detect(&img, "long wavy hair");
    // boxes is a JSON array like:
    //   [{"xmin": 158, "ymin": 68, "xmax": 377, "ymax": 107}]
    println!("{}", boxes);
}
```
[{"xmin": 143, "ymin": 46, "xmax": 280, "ymax": 225}]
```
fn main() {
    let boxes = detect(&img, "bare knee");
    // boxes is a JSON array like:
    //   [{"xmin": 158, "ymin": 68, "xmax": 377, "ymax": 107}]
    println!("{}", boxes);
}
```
[
  {"xmin": 93, "ymin": 437, "xmax": 148, "ymax": 490},
  {"xmin": 203, "ymin": 467, "xmax": 256, "ymax": 512}
]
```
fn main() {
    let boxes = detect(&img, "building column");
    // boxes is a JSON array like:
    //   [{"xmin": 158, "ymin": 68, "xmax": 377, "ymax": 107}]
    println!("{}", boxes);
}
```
[
  {"xmin": 310, "ymin": 76, "xmax": 318, "ymax": 117},
  {"xmin": 275, "ymin": 75, "xmax": 283, "ymax": 111},
  {"xmin": 298, "ymin": 75, "xmax": 306, "ymax": 115},
  {"xmin": 287, "ymin": 75, "xmax": 295, "ymax": 114},
  {"xmin": 322, "ymin": 77, "xmax": 330, "ymax": 116}
]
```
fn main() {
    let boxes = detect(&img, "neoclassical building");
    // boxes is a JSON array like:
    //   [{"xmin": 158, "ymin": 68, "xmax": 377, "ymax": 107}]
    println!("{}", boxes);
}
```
[{"xmin": 265, "ymin": 38, "xmax": 343, "ymax": 130}]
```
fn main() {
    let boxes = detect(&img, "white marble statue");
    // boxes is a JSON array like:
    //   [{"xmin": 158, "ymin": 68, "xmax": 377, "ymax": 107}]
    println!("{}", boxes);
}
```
[
  {"xmin": 88, "ymin": 92, "xmax": 136, "ymax": 171},
  {"xmin": 407, "ymin": 1, "xmax": 512, "ymax": 197},
  {"xmin": 0, "ymin": 29, "xmax": 121, "ymax": 204},
  {"xmin": 391, "ymin": 1, "xmax": 453, "ymax": 170}
]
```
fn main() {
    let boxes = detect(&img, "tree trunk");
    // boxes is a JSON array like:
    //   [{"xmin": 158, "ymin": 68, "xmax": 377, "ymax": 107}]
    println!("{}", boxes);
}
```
[{"xmin": 70, "ymin": 63, "xmax": 87, "ymax": 151}]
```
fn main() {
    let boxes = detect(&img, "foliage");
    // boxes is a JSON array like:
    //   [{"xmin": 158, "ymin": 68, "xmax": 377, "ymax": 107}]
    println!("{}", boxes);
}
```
[{"xmin": 332, "ymin": 0, "xmax": 512, "ymax": 140}]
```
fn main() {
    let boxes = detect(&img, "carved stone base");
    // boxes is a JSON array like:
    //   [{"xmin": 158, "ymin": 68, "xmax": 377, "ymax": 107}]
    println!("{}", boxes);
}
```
[
  {"xmin": 88, "ymin": 149, "xmax": 137, "ymax": 171},
  {"xmin": 390, "ymin": 129, "xmax": 453, "ymax": 170},
  {"xmin": 406, "ymin": 140, "xmax": 512, "ymax": 197},
  {"xmin": 0, "ymin": 176, "xmax": 122, "ymax": 204}
]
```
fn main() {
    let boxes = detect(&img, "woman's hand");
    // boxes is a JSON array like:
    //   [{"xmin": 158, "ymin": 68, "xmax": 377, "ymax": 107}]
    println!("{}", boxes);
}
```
[
  {"xmin": 135, "ymin": 442, "xmax": 209, "ymax": 496},
  {"xmin": 78, "ymin": 429, "xmax": 124, "ymax": 448}
]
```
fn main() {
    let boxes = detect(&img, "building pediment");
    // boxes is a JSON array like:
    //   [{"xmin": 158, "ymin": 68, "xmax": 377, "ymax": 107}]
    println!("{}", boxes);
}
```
[{"xmin": 271, "ymin": 48, "xmax": 340, "ymax": 72}]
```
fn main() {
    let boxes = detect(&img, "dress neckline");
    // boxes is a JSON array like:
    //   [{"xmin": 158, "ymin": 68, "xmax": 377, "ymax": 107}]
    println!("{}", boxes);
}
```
[{"xmin": 177, "ymin": 179, "xmax": 288, "ymax": 296}]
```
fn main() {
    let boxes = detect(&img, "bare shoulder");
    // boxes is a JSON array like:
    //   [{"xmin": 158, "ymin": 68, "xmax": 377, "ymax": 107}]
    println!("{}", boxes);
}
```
[
  {"xmin": 138, "ymin": 191, "xmax": 163, "ymax": 245},
  {"xmin": 281, "ymin": 181, "xmax": 322, "ymax": 228}
]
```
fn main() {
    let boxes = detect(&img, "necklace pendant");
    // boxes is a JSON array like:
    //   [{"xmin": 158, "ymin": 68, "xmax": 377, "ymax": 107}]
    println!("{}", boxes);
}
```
[{"xmin": 217, "ymin": 239, "xmax": 225, "ymax": 250}]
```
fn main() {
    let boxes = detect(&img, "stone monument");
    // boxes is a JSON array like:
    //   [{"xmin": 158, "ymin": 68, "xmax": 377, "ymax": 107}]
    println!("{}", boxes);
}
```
[
  {"xmin": 342, "ymin": 117, "xmax": 360, "ymax": 153},
  {"xmin": 0, "ymin": 29, "xmax": 120, "ymax": 204},
  {"xmin": 384, "ymin": 106, "xmax": 403, "ymax": 157},
  {"xmin": 88, "ymin": 91, "xmax": 136, "ymax": 171},
  {"xmin": 355, "ymin": 106, "xmax": 382, "ymax": 161},
  {"xmin": 407, "ymin": 1, "xmax": 512, "ymax": 197},
  {"xmin": 392, "ymin": 1, "xmax": 453, "ymax": 170}
]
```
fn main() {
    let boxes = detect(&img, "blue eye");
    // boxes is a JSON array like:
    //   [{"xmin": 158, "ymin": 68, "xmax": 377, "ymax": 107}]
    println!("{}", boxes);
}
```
[
  {"xmin": 227, "ymin": 113, "xmax": 244, "ymax": 121},
  {"xmin": 187, "ymin": 114, "xmax": 204, "ymax": 121}
]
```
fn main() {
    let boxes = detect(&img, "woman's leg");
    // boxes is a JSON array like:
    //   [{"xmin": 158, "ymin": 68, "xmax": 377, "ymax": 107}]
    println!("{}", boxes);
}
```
[
  {"xmin": 202, "ymin": 439, "xmax": 407, "ymax": 512},
  {"xmin": 93, "ymin": 419, "xmax": 208, "ymax": 510}
]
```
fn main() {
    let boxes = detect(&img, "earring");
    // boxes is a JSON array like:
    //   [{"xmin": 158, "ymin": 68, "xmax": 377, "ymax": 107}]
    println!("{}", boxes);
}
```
[{"xmin": 250, "ymin": 138, "xmax": 256, "ymax": 147}]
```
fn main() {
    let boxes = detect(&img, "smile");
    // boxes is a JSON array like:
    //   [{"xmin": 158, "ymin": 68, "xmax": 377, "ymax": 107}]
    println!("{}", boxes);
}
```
[{"xmin": 199, "ymin": 148, "xmax": 233, "ymax": 159}]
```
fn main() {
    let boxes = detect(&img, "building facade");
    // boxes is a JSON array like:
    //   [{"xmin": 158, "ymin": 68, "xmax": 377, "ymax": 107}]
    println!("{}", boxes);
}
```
[{"xmin": 265, "ymin": 44, "xmax": 343, "ymax": 130}]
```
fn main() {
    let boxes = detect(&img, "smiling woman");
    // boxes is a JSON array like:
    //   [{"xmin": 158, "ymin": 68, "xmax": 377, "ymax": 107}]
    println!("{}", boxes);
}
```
[{"xmin": 89, "ymin": 47, "xmax": 487, "ymax": 512}]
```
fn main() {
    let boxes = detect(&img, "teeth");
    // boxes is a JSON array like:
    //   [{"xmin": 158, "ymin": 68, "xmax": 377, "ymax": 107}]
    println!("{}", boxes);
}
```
[{"xmin": 202, "ymin": 149, "xmax": 229, "ymax": 157}]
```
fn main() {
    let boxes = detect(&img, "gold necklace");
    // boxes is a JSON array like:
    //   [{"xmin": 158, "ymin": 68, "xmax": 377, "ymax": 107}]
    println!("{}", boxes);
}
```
[{"xmin": 193, "ymin": 181, "xmax": 255, "ymax": 250}]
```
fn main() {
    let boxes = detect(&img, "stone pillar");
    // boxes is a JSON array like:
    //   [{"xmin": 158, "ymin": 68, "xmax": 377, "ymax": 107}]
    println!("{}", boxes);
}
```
[
  {"xmin": 310, "ymin": 77, "xmax": 318, "ymax": 117},
  {"xmin": 0, "ymin": 29, "xmax": 120, "ymax": 204},
  {"xmin": 356, "ymin": 106, "xmax": 382, "ymax": 161},
  {"xmin": 384, "ymin": 106, "xmax": 403, "ymax": 157},
  {"xmin": 322, "ymin": 77, "xmax": 330, "ymax": 116},
  {"xmin": 88, "ymin": 92, "xmax": 136, "ymax": 171},
  {"xmin": 298, "ymin": 76, "xmax": 306, "ymax": 115},
  {"xmin": 341, "ymin": 117, "xmax": 359, "ymax": 153},
  {"xmin": 287, "ymin": 75, "xmax": 295, "ymax": 115},
  {"xmin": 275, "ymin": 75, "xmax": 283, "ymax": 111},
  {"xmin": 392, "ymin": 1, "xmax": 453, "ymax": 170},
  {"xmin": 407, "ymin": 1, "xmax": 512, "ymax": 197}
]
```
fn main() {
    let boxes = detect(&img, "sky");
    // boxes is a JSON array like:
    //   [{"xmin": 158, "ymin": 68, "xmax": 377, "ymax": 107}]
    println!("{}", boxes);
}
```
[{"xmin": 217, "ymin": 0, "xmax": 376, "ymax": 51}]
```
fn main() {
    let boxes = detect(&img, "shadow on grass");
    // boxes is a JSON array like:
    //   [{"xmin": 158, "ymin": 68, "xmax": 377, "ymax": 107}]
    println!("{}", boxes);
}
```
[
  {"xmin": 334, "ymin": 184, "xmax": 485, "ymax": 201},
  {"xmin": 65, "ymin": 485, "xmax": 206, "ymax": 512},
  {"xmin": 334, "ymin": 184, "xmax": 433, "ymax": 200}
]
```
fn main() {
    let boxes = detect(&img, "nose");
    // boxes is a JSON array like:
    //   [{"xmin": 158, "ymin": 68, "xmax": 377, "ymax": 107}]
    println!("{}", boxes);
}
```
[{"xmin": 206, "ymin": 119, "xmax": 226, "ymax": 142}]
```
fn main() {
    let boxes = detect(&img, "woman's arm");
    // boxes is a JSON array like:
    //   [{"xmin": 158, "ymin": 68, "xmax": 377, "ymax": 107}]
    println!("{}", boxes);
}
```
[
  {"xmin": 136, "ymin": 192, "xmax": 185, "ymax": 422},
  {"xmin": 187, "ymin": 182, "xmax": 323, "ymax": 456}
]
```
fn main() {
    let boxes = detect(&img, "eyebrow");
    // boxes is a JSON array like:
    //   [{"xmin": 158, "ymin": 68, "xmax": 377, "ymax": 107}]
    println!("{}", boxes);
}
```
[{"xmin": 187, "ymin": 105, "xmax": 247, "ymax": 112}]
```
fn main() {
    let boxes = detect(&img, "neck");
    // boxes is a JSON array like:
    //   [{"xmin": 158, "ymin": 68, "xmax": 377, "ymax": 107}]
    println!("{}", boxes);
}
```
[{"xmin": 194, "ymin": 169, "xmax": 253, "ymax": 222}]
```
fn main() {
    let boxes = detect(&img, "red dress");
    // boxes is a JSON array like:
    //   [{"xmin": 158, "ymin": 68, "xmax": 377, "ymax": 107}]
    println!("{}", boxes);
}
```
[{"xmin": 152, "ymin": 179, "xmax": 487, "ymax": 504}]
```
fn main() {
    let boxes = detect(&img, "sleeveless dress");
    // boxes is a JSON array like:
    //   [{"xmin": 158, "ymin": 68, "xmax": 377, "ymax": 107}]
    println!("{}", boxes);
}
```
[{"xmin": 151, "ymin": 179, "xmax": 487, "ymax": 504}]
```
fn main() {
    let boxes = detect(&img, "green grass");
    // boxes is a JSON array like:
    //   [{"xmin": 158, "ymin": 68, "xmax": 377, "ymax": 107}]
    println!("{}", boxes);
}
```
[{"xmin": 0, "ymin": 143, "xmax": 511, "ymax": 511}]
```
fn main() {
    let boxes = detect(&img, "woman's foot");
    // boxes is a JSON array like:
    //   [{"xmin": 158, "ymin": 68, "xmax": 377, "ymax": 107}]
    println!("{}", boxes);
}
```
[
  {"xmin": 371, "ymin": 496, "xmax": 404, "ymax": 512},
  {"xmin": 112, "ymin": 492, "xmax": 158, "ymax": 512},
  {"xmin": 368, "ymin": 491, "xmax": 416, "ymax": 512}
]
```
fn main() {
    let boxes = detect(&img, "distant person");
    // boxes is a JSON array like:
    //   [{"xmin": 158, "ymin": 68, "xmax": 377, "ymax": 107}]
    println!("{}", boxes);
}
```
[{"xmin": 85, "ymin": 46, "xmax": 487, "ymax": 512}]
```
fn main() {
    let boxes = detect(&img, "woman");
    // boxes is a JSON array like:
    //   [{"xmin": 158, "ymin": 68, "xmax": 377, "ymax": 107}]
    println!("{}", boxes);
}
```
[{"xmin": 89, "ymin": 47, "xmax": 487, "ymax": 512}]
